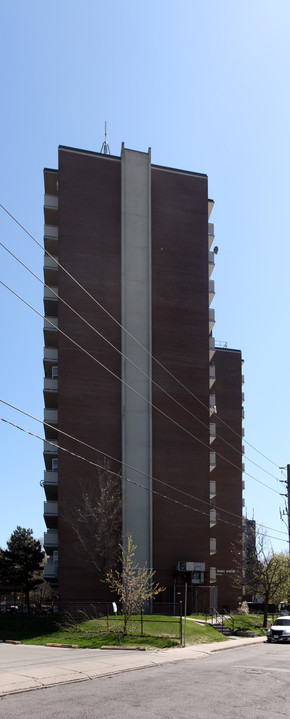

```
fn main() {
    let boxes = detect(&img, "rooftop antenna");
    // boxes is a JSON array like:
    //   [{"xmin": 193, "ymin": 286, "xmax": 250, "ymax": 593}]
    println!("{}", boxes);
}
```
[{"xmin": 100, "ymin": 121, "xmax": 111, "ymax": 155}]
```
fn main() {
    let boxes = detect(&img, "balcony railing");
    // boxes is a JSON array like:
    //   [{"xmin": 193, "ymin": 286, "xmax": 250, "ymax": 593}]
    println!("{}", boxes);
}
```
[
  {"xmin": 44, "ymin": 194, "xmax": 58, "ymax": 210},
  {"xmin": 208, "ymin": 222, "xmax": 215, "ymax": 250},
  {"xmin": 210, "ymin": 509, "xmax": 217, "ymax": 528},
  {"xmin": 44, "ymin": 378, "xmax": 58, "ymax": 392},
  {"xmin": 209, "ymin": 394, "xmax": 216, "ymax": 416},
  {"xmin": 43, "ymin": 347, "xmax": 58, "ymax": 363},
  {"xmin": 43, "ymin": 439, "xmax": 58, "ymax": 454},
  {"xmin": 43, "ymin": 470, "xmax": 58, "ymax": 485},
  {"xmin": 44, "ymin": 557, "xmax": 58, "ymax": 579},
  {"xmin": 208, "ymin": 251, "xmax": 215, "ymax": 277},
  {"xmin": 210, "ymin": 479, "xmax": 216, "ymax": 497},
  {"xmin": 209, "ymin": 279, "xmax": 215, "ymax": 305},
  {"xmin": 44, "ymin": 225, "xmax": 58, "ymax": 239},
  {"xmin": 209, "ymin": 336, "xmax": 215, "ymax": 361},
  {"xmin": 210, "ymin": 451, "xmax": 216, "ymax": 471},
  {"xmin": 44, "ymin": 409, "xmax": 58, "ymax": 424},
  {"xmin": 209, "ymin": 308, "xmax": 215, "ymax": 332},
  {"xmin": 44, "ymin": 529, "xmax": 58, "ymax": 548},
  {"xmin": 44, "ymin": 317, "xmax": 58, "ymax": 348},
  {"xmin": 209, "ymin": 364, "xmax": 216, "ymax": 388},
  {"xmin": 42, "ymin": 471, "xmax": 58, "ymax": 502},
  {"xmin": 210, "ymin": 422, "xmax": 216, "ymax": 443},
  {"xmin": 44, "ymin": 500, "xmax": 58, "ymax": 516}
]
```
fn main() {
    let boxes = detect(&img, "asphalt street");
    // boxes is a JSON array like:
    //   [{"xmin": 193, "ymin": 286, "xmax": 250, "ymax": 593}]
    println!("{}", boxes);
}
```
[{"xmin": 1, "ymin": 640, "xmax": 289, "ymax": 718}]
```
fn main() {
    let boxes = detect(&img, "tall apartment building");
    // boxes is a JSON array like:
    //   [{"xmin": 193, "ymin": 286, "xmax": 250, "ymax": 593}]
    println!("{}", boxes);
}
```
[{"xmin": 42, "ymin": 143, "xmax": 244, "ymax": 611}]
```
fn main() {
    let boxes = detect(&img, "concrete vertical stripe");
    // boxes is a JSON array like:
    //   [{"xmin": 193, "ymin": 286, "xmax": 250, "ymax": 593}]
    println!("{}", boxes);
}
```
[{"xmin": 121, "ymin": 145, "xmax": 152, "ymax": 570}]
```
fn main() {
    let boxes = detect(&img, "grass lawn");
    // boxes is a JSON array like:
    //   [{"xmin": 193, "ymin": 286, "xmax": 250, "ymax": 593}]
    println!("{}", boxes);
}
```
[
  {"xmin": 0, "ymin": 613, "xmax": 227, "ymax": 648},
  {"xmin": 224, "ymin": 613, "xmax": 270, "ymax": 636}
]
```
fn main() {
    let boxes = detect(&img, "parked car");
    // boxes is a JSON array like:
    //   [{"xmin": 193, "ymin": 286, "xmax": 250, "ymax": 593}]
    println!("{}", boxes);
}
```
[{"xmin": 267, "ymin": 617, "xmax": 290, "ymax": 643}]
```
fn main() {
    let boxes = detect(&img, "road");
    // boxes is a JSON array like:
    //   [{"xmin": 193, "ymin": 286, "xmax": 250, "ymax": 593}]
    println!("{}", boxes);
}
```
[{"xmin": 1, "ymin": 643, "xmax": 289, "ymax": 718}]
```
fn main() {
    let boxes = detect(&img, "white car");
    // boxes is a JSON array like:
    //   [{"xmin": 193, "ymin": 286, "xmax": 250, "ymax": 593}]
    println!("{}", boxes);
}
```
[{"xmin": 267, "ymin": 617, "xmax": 290, "ymax": 643}]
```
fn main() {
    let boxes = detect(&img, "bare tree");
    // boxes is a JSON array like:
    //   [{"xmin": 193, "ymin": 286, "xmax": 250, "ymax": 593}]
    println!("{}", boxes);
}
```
[{"xmin": 68, "ymin": 459, "xmax": 121, "ymax": 581}]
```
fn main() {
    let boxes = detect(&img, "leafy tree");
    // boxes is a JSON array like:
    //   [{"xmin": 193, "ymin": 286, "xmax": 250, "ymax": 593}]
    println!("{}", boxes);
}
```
[
  {"xmin": 233, "ymin": 528, "xmax": 290, "ymax": 627},
  {"xmin": 247, "ymin": 546, "xmax": 290, "ymax": 627},
  {"xmin": 0, "ymin": 527, "xmax": 44, "ymax": 610},
  {"xmin": 106, "ymin": 535, "xmax": 165, "ymax": 634}
]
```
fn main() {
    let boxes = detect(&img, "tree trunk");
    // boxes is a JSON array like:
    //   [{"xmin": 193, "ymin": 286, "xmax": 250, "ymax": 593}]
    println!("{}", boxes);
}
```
[
  {"xmin": 263, "ymin": 596, "xmax": 269, "ymax": 628},
  {"xmin": 25, "ymin": 589, "xmax": 30, "ymax": 613}
]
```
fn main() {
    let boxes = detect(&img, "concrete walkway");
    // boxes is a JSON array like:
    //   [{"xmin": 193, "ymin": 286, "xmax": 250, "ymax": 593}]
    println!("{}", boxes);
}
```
[{"xmin": 0, "ymin": 636, "xmax": 266, "ymax": 697}]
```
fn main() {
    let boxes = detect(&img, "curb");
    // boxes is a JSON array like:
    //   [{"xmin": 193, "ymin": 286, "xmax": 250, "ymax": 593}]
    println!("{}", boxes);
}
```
[
  {"xmin": 101, "ymin": 645, "xmax": 147, "ymax": 651},
  {"xmin": 44, "ymin": 642, "xmax": 79, "ymax": 649}
]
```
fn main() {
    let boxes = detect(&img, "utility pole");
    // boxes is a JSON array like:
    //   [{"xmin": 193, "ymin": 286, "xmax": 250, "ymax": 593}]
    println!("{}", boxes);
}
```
[{"xmin": 279, "ymin": 464, "xmax": 290, "ymax": 557}]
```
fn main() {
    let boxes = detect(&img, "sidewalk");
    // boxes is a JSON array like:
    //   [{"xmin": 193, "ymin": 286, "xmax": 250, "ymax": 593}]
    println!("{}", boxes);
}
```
[{"xmin": 0, "ymin": 636, "xmax": 265, "ymax": 697}]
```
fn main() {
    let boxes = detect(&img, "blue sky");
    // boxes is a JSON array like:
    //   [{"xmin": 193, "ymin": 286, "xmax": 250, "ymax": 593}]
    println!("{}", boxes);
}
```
[{"xmin": 0, "ymin": 0, "xmax": 289, "ymax": 552}]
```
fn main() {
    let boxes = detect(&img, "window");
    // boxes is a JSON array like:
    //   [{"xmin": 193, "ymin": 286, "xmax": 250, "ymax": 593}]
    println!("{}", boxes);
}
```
[
  {"xmin": 52, "ymin": 366, "xmax": 58, "ymax": 378},
  {"xmin": 52, "ymin": 458, "xmax": 58, "ymax": 471}
]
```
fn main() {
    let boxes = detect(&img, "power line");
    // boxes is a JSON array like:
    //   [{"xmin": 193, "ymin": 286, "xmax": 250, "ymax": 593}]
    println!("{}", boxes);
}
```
[
  {"xmin": 0, "ymin": 278, "xmax": 282, "ymax": 497},
  {"xmin": 0, "ymin": 239, "xmax": 282, "ymax": 487},
  {"xmin": 1, "ymin": 415, "xmax": 287, "ymax": 544},
  {"xmin": 0, "ymin": 201, "xmax": 282, "ymax": 471},
  {"xmin": 2, "ymin": 397, "xmax": 287, "ymax": 536}
]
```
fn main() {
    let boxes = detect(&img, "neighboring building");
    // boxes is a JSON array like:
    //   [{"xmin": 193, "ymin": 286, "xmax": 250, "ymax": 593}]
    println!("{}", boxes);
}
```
[
  {"xmin": 213, "ymin": 347, "xmax": 244, "ymax": 611},
  {"xmin": 243, "ymin": 518, "xmax": 256, "ymax": 559},
  {"xmin": 42, "ymin": 143, "xmax": 244, "ymax": 611}
]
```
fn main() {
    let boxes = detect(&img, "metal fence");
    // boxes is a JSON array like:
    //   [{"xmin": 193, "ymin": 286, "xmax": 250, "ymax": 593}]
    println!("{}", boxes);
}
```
[{"xmin": 55, "ymin": 600, "xmax": 183, "ymax": 643}]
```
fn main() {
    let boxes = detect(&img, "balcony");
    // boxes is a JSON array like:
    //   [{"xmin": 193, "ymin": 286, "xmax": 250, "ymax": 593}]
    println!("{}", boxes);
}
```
[
  {"xmin": 44, "ymin": 529, "xmax": 58, "ymax": 554},
  {"xmin": 44, "ymin": 347, "xmax": 58, "ymax": 363},
  {"xmin": 241, "ymin": 391, "xmax": 245, "ymax": 402},
  {"xmin": 44, "ymin": 225, "xmax": 58, "ymax": 255},
  {"xmin": 209, "ymin": 308, "xmax": 215, "ymax": 333},
  {"xmin": 43, "ymin": 347, "xmax": 58, "ymax": 377},
  {"xmin": 209, "ymin": 336, "xmax": 215, "ymax": 361},
  {"xmin": 208, "ymin": 222, "xmax": 215, "ymax": 250},
  {"xmin": 44, "ymin": 377, "xmax": 58, "ymax": 409},
  {"xmin": 44, "ymin": 556, "xmax": 58, "ymax": 580},
  {"xmin": 44, "ymin": 408, "xmax": 58, "ymax": 424},
  {"xmin": 209, "ymin": 279, "xmax": 215, "ymax": 306},
  {"xmin": 209, "ymin": 364, "xmax": 216, "ymax": 388},
  {"xmin": 44, "ymin": 255, "xmax": 58, "ymax": 286},
  {"xmin": 44, "ymin": 169, "xmax": 58, "ymax": 196},
  {"xmin": 208, "ymin": 251, "xmax": 215, "ymax": 277},
  {"xmin": 44, "ymin": 317, "xmax": 58, "ymax": 347},
  {"xmin": 44, "ymin": 377, "xmax": 58, "ymax": 391},
  {"xmin": 44, "ymin": 501, "xmax": 58, "ymax": 529},
  {"xmin": 210, "ymin": 451, "xmax": 216, "ymax": 471},
  {"xmin": 44, "ymin": 195, "xmax": 58, "ymax": 226},
  {"xmin": 43, "ymin": 471, "xmax": 58, "ymax": 501},
  {"xmin": 209, "ymin": 393, "xmax": 216, "ymax": 416},
  {"xmin": 44, "ymin": 286, "xmax": 58, "ymax": 318},
  {"xmin": 44, "ymin": 408, "xmax": 58, "ymax": 440},
  {"xmin": 210, "ymin": 479, "xmax": 216, "ymax": 498},
  {"xmin": 210, "ymin": 422, "xmax": 216, "ymax": 444},
  {"xmin": 43, "ymin": 439, "xmax": 58, "ymax": 454},
  {"xmin": 44, "ymin": 194, "xmax": 58, "ymax": 210},
  {"xmin": 43, "ymin": 440, "xmax": 58, "ymax": 470}
]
